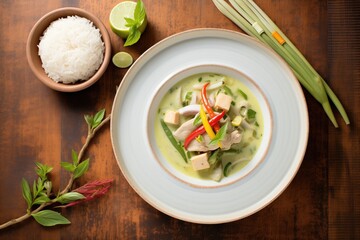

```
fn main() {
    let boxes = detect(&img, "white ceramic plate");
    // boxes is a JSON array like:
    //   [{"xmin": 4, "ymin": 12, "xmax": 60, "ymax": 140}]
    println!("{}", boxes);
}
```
[{"xmin": 111, "ymin": 28, "xmax": 309, "ymax": 224}]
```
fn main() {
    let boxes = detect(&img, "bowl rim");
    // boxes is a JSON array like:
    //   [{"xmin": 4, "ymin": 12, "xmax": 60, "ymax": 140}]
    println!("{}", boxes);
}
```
[
  {"xmin": 26, "ymin": 7, "xmax": 111, "ymax": 92},
  {"xmin": 146, "ymin": 64, "xmax": 274, "ymax": 188}
]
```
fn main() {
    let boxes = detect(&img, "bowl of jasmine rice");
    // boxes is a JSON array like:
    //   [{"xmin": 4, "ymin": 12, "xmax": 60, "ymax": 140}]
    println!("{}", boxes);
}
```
[{"xmin": 26, "ymin": 7, "xmax": 111, "ymax": 92}]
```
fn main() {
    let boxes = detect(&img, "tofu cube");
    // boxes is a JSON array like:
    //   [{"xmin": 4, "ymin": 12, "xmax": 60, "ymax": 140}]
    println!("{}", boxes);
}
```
[
  {"xmin": 164, "ymin": 110, "xmax": 180, "ymax": 125},
  {"xmin": 215, "ymin": 93, "xmax": 232, "ymax": 111},
  {"xmin": 190, "ymin": 153, "xmax": 210, "ymax": 171}
]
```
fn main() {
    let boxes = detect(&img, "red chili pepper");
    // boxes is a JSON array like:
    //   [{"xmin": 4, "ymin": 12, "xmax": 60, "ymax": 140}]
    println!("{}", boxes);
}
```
[
  {"xmin": 201, "ymin": 82, "xmax": 220, "ymax": 132},
  {"xmin": 184, "ymin": 110, "xmax": 226, "ymax": 149}
]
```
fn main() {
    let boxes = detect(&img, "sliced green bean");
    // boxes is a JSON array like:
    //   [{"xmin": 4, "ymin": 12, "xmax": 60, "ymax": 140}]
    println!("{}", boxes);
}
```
[{"xmin": 160, "ymin": 119, "xmax": 187, "ymax": 163}]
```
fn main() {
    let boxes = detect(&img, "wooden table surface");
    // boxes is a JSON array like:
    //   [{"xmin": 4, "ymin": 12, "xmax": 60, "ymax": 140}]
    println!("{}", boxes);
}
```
[{"xmin": 0, "ymin": 0, "xmax": 359, "ymax": 239}]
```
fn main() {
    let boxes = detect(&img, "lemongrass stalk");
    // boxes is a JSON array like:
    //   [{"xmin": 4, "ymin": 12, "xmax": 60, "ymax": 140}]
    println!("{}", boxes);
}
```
[
  {"xmin": 231, "ymin": 0, "xmax": 318, "ymax": 92},
  {"xmin": 242, "ymin": 0, "xmax": 318, "ymax": 82},
  {"xmin": 240, "ymin": 0, "xmax": 337, "ymax": 125},
  {"xmin": 215, "ymin": 0, "xmax": 319, "ymax": 101},
  {"xmin": 229, "ymin": 0, "xmax": 256, "ymax": 25},
  {"xmin": 212, "ymin": 0, "xmax": 257, "ymax": 37},
  {"xmin": 321, "ymin": 79, "xmax": 350, "ymax": 124},
  {"xmin": 235, "ymin": 0, "xmax": 323, "ymax": 96},
  {"xmin": 221, "ymin": 0, "xmax": 341, "ymax": 127},
  {"xmin": 245, "ymin": 0, "xmax": 349, "ymax": 125}
]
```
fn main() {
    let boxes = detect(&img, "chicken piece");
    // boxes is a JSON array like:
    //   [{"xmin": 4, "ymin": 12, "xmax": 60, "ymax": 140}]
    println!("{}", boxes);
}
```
[
  {"xmin": 190, "ymin": 153, "xmax": 210, "ymax": 171},
  {"xmin": 215, "ymin": 93, "xmax": 232, "ymax": 111},
  {"xmin": 187, "ymin": 130, "xmax": 242, "ymax": 152},
  {"xmin": 164, "ymin": 110, "xmax": 180, "ymax": 125},
  {"xmin": 173, "ymin": 118, "xmax": 197, "ymax": 141}
]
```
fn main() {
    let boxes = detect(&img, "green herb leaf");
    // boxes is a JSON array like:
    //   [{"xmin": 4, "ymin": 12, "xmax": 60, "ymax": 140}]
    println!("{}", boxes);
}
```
[
  {"xmin": 198, "ymin": 77, "xmax": 203, "ymax": 82},
  {"xmin": 237, "ymin": 89, "xmax": 248, "ymax": 100},
  {"xmin": 71, "ymin": 149, "xmax": 79, "ymax": 165},
  {"xmin": 124, "ymin": 17, "xmax": 137, "ymax": 27},
  {"xmin": 73, "ymin": 159, "xmax": 89, "ymax": 179},
  {"xmin": 209, "ymin": 123, "xmax": 228, "ymax": 146},
  {"xmin": 183, "ymin": 91, "xmax": 192, "ymax": 106},
  {"xmin": 124, "ymin": 26, "xmax": 142, "ymax": 47},
  {"xmin": 223, "ymin": 85, "xmax": 234, "ymax": 96},
  {"xmin": 92, "ymin": 109, "xmax": 105, "ymax": 129},
  {"xmin": 22, "ymin": 178, "xmax": 32, "ymax": 210},
  {"xmin": 246, "ymin": 109, "xmax": 257, "ymax": 122},
  {"xmin": 32, "ymin": 180, "xmax": 37, "ymax": 199},
  {"xmin": 208, "ymin": 149, "xmax": 220, "ymax": 166},
  {"xmin": 84, "ymin": 114, "xmax": 93, "ymax": 128},
  {"xmin": 33, "ymin": 195, "xmax": 51, "ymax": 205},
  {"xmin": 35, "ymin": 162, "xmax": 52, "ymax": 180},
  {"xmin": 60, "ymin": 162, "xmax": 76, "ymax": 172},
  {"xmin": 56, "ymin": 192, "xmax": 85, "ymax": 204},
  {"xmin": 31, "ymin": 210, "xmax": 71, "ymax": 227},
  {"xmin": 44, "ymin": 181, "xmax": 52, "ymax": 195},
  {"xmin": 134, "ymin": 0, "xmax": 146, "ymax": 23},
  {"xmin": 193, "ymin": 114, "xmax": 202, "ymax": 126}
]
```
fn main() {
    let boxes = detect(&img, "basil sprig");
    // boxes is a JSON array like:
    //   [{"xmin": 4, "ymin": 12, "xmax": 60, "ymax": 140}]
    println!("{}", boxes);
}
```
[{"xmin": 124, "ymin": 0, "xmax": 146, "ymax": 46}]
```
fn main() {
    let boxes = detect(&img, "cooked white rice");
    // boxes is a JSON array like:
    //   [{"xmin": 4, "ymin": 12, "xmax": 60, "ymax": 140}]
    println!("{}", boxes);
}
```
[{"xmin": 38, "ymin": 15, "xmax": 105, "ymax": 84}]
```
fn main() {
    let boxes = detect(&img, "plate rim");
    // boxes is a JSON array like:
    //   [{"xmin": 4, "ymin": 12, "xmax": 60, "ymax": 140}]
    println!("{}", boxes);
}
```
[{"xmin": 110, "ymin": 28, "xmax": 309, "ymax": 224}]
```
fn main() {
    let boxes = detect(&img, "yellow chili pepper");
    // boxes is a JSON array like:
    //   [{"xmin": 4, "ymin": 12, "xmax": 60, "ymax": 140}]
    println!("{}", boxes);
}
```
[
  {"xmin": 199, "ymin": 105, "xmax": 222, "ymax": 148},
  {"xmin": 199, "ymin": 105, "xmax": 215, "ymax": 139}
]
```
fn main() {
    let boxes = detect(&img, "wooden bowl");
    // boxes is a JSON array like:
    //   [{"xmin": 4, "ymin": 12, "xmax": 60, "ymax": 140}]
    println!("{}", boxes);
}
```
[{"xmin": 26, "ymin": 7, "xmax": 111, "ymax": 92}]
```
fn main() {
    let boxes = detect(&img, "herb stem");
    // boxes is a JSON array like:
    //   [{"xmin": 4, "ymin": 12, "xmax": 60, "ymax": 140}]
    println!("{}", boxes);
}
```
[
  {"xmin": 60, "ymin": 114, "xmax": 111, "ymax": 195},
  {"xmin": 0, "ymin": 114, "xmax": 111, "ymax": 230},
  {"xmin": 0, "ymin": 213, "xmax": 31, "ymax": 229}
]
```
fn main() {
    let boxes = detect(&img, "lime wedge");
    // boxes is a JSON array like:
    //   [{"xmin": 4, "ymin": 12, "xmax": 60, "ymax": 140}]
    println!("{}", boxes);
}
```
[
  {"xmin": 112, "ymin": 52, "xmax": 133, "ymax": 68},
  {"xmin": 109, "ymin": 1, "xmax": 147, "ymax": 39}
]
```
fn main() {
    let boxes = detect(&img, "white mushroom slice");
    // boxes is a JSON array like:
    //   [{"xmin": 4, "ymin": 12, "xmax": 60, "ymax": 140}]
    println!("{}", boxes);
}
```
[
  {"xmin": 192, "ymin": 79, "xmax": 225, "ymax": 90},
  {"xmin": 178, "ymin": 104, "xmax": 200, "ymax": 116}
]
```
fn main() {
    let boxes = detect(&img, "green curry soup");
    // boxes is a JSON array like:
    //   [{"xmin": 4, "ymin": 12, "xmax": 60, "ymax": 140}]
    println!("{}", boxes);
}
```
[{"xmin": 154, "ymin": 73, "xmax": 263, "ymax": 182}]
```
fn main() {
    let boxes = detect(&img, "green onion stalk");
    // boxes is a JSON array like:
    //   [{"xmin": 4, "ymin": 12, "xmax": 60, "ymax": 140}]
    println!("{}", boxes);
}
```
[{"xmin": 212, "ymin": 0, "xmax": 350, "ymax": 127}]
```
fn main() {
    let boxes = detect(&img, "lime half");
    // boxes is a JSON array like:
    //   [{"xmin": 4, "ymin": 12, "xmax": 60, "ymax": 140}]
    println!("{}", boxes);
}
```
[
  {"xmin": 109, "ymin": 1, "xmax": 147, "ymax": 38},
  {"xmin": 112, "ymin": 52, "xmax": 133, "ymax": 68}
]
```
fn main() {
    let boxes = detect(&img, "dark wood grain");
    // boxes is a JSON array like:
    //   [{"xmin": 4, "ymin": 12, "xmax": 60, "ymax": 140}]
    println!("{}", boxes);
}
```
[{"xmin": 0, "ymin": 0, "xmax": 359, "ymax": 239}]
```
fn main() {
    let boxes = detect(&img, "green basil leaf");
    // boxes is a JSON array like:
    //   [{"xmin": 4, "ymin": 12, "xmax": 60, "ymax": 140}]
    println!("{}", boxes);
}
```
[
  {"xmin": 246, "ymin": 109, "xmax": 257, "ymax": 122},
  {"xmin": 56, "ymin": 192, "xmax": 85, "ymax": 204},
  {"xmin": 71, "ymin": 149, "xmax": 79, "ymax": 165},
  {"xmin": 124, "ymin": 17, "xmax": 137, "ymax": 27},
  {"xmin": 33, "ymin": 195, "xmax": 50, "ymax": 205},
  {"xmin": 92, "ymin": 109, "xmax": 105, "ymax": 129},
  {"xmin": 32, "ymin": 180, "xmax": 37, "ymax": 199},
  {"xmin": 35, "ymin": 162, "xmax": 52, "ymax": 180},
  {"xmin": 192, "ymin": 114, "xmax": 202, "ymax": 126},
  {"xmin": 31, "ymin": 210, "xmax": 71, "ymax": 227},
  {"xmin": 134, "ymin": 0, "xmax": 146, "ymax": 22},
  {"xmin": 209, "ymin": 123, "xmax": 228, "ymax": 146},
  {"xmin": 73, "ymin": 159, "xmax": 89, "ymax": 179},
  {"xmin": 21, "ymin": 178, "xmax": 32, "ymax": 209},
  {"xmin": 124, "ymin": 26, "xmax": 141, "ymax": 46},
  {"xmin": 84, "ymin": 114, "xmax": 93, "ymax": 128},
  {"xmin": 208, "ymin": 149, "xmax": 220, "ymax": 166},
  {"xmin": 60, "ymin": 162, "xmax": 76, "ymax": 172},
  {"xmin": 44, "ymin": 181, "xmax": 52, "ymax": 194}
]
